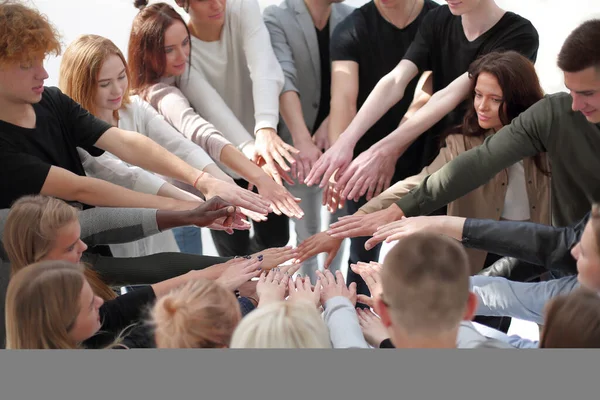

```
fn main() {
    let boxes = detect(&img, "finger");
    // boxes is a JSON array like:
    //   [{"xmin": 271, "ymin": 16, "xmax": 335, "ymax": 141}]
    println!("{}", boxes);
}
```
[
  {"xmin": 345, "ymin": 175, "xmax": 366, "ymax": 202},
  {"xmin": 323, "ymin": 269, "xmax": 336, "ymax": 286},
  {"xmin": 305, "ymin": 156, "xmax": 327, "ymax": 186},
  {"xmin": 335, "ymin": 270, "xmax": 345, "ymax": 287},
  {"xmin": 315, "ymin": 270, "xmax": 329, "ymax": 286},
  {"xmin": 271, "ymin": 148, "xmax": 291, "ymax": 172},
  {"xmin": 288, "ymin": 277, "xmax": 296, "ymax": 293},
  {"xmin": 303, "ymin": 275, "xmax": 312, "ymax": 291},
  {"xmin": 356, "ymin": 294, "xmax": 374, "ymax": 308},
  {"xmin": 357, "ymin": 177, "xmax": 373, "ymax": 201},
  {"xmin": 374, "ymin": 176, "xmax": 386, "ymax": 199},
  {"xmin": 278, "ymin": 167, "xmax": 296, "ymax": 186},
  {"xmin": 319, "ymin": 163, "xmax": 343, "ymax": 189},
  {"xmin": 348, "ymin": 282, "xmax": 357, "ymax": 297},
  {"xmin": 321, "ymin": 183, "xmax": 330, "ymax": 207},
  {"xmin": 290, "ymin": 159, "xmax": 298, "ymax": 180},
  {"xmin": 366, "ymin": 180, "xmax": 376, "ymax": 202},
  {"xmin": 334, "ymin": 164, "xmax": 355, "ymax": 194},
  {"xmin": 277, "ymin": 144, "xmax": 298, "ymax": 166},
  {"xmin": 297, "ymin": 158, "xmax": 307, "ymax": 183},
  {"xmin": 324, "ymin": 247, "xmax": 338, "ymax": 269},
  {"xmin": 364, "ymin": 235, "xmax": 385, "ymax": 251}
]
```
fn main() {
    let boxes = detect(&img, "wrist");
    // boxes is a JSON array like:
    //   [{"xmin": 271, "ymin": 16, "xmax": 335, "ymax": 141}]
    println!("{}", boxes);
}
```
[{"xmin": 387, "ymin": 204, "xmax": 405, "ymax": 221}]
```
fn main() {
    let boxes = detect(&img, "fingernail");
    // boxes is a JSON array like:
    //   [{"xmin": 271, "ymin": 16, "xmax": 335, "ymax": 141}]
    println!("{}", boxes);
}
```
[
  {"xmin": 258, "ymin": 255, "xmax": 264, "ymax": 261},
  {"xmin": 243, "ymin": 255, "xmax": 252, "ymax": 259}
]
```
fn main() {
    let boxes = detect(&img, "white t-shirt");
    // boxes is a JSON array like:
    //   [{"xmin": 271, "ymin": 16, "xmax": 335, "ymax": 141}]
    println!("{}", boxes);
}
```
[{"xmin": 501, "ymin": 161, "xmax": 531, "ymax": 221}]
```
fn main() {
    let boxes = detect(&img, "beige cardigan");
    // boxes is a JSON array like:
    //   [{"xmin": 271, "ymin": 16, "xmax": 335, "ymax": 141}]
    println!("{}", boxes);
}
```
[{"xmin": 360, "ymin": 131, "xmax": 551, "ymax": 273}]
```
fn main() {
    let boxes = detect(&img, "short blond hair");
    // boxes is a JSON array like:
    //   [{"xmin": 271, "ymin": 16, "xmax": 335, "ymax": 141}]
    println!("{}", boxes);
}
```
[
  {"xmin": 151, "ymin": 279, "xmax": 241, "ymax": 348},
  {"xmin": 381, "ymin": 232, "xmax": 471, "ymax": 336},
  {"xmin": 230, "ymin": 301, "xmax": 331, "ymax": 348}
]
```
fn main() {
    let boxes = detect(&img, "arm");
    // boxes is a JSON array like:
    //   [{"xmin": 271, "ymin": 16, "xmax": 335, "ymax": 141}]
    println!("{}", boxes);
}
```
[
  {"xmin": 398, "ymin": 71, "xmax": 433, "ymax": 126},
  {"xmin": 322, "ymin": 297, "xmax": 370, "ymax": 348}
]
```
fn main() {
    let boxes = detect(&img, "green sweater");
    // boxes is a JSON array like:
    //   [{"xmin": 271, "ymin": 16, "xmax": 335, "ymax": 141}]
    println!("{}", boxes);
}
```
[{"xmin": 396, "ymin": 92, "xmax": 600, "ymax": 227}]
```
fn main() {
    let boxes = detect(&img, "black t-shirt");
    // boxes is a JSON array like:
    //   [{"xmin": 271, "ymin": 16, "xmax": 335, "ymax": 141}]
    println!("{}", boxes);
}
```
[
  {"xmin": 403, "ymin": 5, "xmax": 539, "ymax": 161},
  {"xmin": 331, "ymin": 0, "xmax": 439, "ymax": 180},
  {"xmin": 313, "ymin": 19, "xmax": 331, "ymax": 135},
  {"xmin": 0, "ymin": 87, "xmax": 111, "ymax": 209}
]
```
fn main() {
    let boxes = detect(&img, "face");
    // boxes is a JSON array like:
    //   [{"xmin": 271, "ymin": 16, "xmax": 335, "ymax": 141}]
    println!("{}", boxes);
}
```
[
  {"xmin": 0, "ymin": 55, "xmax": 49, "ymax": 104},
  {"xmin": 564, "ymin": 67, "xmax": 600, "ymax": 124},
  {"xmin": 473, "ymin": 72, "xmax": 504, "ymax": 132},
  {"xmin": 163, "ymin": 21, "xmax": 191, "ymax": 78},
  {"xmin": 187, "ymin": 0, "xmax": 226, "ymax": 27},
  {"xmin": 445, "ymin": 0, "xmax": 483, "ymax": 15},
  {"xmin": 571, "ymin": 221, "xmax": 600, "ymax": 291},
  {"xmin": 44, "ymin": 220, "xmax": 88, "ymax": 264},
  {"xmin": 68, "ymin": 280, "xmax": 104, "ymax": 343},
  {"xmin": 95, "ymin": 54, "xmax": 128, "ymax": 113}
]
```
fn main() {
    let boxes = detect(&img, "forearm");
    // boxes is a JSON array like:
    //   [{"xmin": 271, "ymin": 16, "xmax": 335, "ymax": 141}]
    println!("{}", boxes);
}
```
[
  {"xmin": 323, "ymin": 297, "xmax": 370, "ymax": 348},
  {"xmin": 218, "ymin": 144, "xmax": 266, "ymax": 185},
  {"xmin": 462, "ymin": 218, "xmax": 580, "ymax": 270},
  {"xmin": 157, "ymin": 182, "xmax": 203, "ymax": 202},
  {"xmin": 328, "ymin": 96, "xmax": 357, "ymax": 144},
  {"xmin": 279, "ymin": 91, "xmax": 313, "ymax": 144}
]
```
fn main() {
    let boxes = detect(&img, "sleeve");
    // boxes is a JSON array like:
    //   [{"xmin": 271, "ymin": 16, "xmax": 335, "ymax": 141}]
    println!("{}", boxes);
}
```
[
  {"xmin": 53, "ymin": 88, "xmax": 112, "ymax": 152},
  {"xmin": 78, "ymin": 207, "xmax": 161, "ymax": 246},
  {"xmin": 322, "ymin": 296, "xmax": 370, "ymax": 348},
  {"xmin": 176, "ymin": 71, "xmax": 255, "ymax": 151},
  {"xmin": 330, "ymin": 14, "xmax": 361, "ymax": 63},
  {"xmin": 359, "ymin": 148, "xmax": 449, "ymax": 214},
  {"xmin": 143, "ymin": 86, "xmax": 229, "ymax": 163},
  {"xmin": 0, "ymin": 150, "xmax": 51, "ymax": 208},
  {"xmin": 402, "ymin": 9, "xmax": 437, "ymax": 71},
  {"xmin": 98, "ymin": 286, "xmax": 156, "ymax": 333},
  {"xmin": 395, "ymin": 96, "xmax": 552, "ymax": 217},
  {"xmin": 263, "ymin": 6, "xmax": 298, "ymax": 95},
  {"xmin": 461, "ymin": 213, "xmax": 586, "ymax": 273},
  {"xmin": 379, "ymin": 339, "xmax": 395, "ymax": 348},
  {"xmin": 77, "ymin": 148, "xmax": 165, "ymax": 195},
  {"xmin": 239, "ymin": 0, "xmax": 285, "ymax": 133}
]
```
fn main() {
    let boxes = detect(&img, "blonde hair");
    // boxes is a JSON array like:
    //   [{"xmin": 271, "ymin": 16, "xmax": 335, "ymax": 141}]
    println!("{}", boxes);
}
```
[
  {"xmin": 5, "ymin": 260, "xmax": 86, "ymax": 349},
  {"xmin": 4, "ymin": 195, "xmax": 117, "ymax": 300},
  {"xmin": 381, "ymin": 232, "xmax": 471, "ymax": 336},
  {"xmin": 230, "ymin": 301, "xmax": 332, "ymax": 348},
  {"xmin": 540, "ymin": 288, "xmax": 600, "ymax": 348},
  {"xmin": 151, "ymin": 279, "xmax": 241, "ymax": 348},
  {"xmin": 59, "ymin": 34, "xmax": 131, "ymax": 121}
]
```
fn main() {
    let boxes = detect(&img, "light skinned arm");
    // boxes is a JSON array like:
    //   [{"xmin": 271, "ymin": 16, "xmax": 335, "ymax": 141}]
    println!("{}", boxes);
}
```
[{"xmin": 94, "ymin": 127, "xmax": 271, "ymax": 215}]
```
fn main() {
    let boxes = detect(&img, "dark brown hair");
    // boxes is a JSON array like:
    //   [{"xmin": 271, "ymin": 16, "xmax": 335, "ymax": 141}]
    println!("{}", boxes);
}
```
[
  {"xmin": 557, "ymin": 19, "xmax": 600, "ymax": 73},
  {"xmin": 444, "ymin": 51, "xmax": 548, "ymax": 175},
  {"xmin": 592, "ymin": 203, "xmax": 600, "ymax": 256},
  {"xmin": 128, "ymin": 1, "xmax": 191, "ymax": 93},
  {"xmin": 540, "ymin": 288, "xmax": 600, "ymax": 348}
]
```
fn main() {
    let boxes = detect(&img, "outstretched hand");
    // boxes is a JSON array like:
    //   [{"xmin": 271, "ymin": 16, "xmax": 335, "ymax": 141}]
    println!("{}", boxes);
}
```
[{"xmin": 187, "ymin": 196, "xmax": 249, "ymax": 233}]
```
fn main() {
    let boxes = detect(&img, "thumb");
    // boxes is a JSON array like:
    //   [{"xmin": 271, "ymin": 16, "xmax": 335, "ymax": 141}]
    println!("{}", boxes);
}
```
[
  {"xmin": 324, "ymin": 251, "xmax": 336, "ymax": 269},
  {"xmin": 356, "ymin": 294, "xmax": 373, "ymax": 308},
  {"xmin": 207, "ymin": 206, "xmax": 236, "ymax": 224},
  {"xmin": 348, "ymin": 282, "xmax": 357, "ymax": 296}
]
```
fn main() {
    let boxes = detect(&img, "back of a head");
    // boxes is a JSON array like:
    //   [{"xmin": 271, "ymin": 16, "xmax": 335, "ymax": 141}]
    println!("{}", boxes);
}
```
[
  {"xmin": 0, "ymin": 1, "xmax": 61, "ymax": 66},
  {"xmin": 381, "ymin": 232, "xmax": 471, "ymax": 337},
  {"xmin": 557, "ymin": 19, "xmax": 600, "ymax": 73},
  {"xmin": 5, "ymin": 260, "xmax": 85, "ymax": 349},
  {"xmin": 230, "ymin": 301, "xmax": 332, "ymax": 349},
  {"xmin": 152, "ymin": 279, "xmax": 241, "ymax": 348},
  {"xmin": 4, "ymin": 195, "xmax": 78, "ymax": 274},
  {"xmin": 59, "ymin": 34, "xmax": 131, "ymax": 116},
  {"xmin": 540, "ymin": 288, "xmax": 600, "ymax": 348}
]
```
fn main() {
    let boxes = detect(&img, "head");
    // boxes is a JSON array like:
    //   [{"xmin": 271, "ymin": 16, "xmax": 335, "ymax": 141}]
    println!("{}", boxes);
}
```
[
  {"xmin": 129, "ymin": 1, "xmax": 192, "ymax": 92},
  {"xmin": 445, "ymin": 0, "xmax": 486, "ymax": 16},
  {"xmin": 3, "ymin": 195, "xmax": 116, "ymax": 300},
  {"xmin": 59, "ymin": 35, "xmax": 131, "ymax": 122},
  {"xmin": 461, "ymin": 51, "xmax": 544, "ymax": 136},
  {"xmin": 376, "ymin": 232, "xmax": 476, "ymax": 348},
  {"xmin": 0, "ymin": 2, "xmax": 60, "ymax": 105},
  {"xmin": 558, "ymin": 19, "xmax": 600, "ymax": 123},
  {"xmin": 539, "ymin": 288, "xmax": 600, "ymax": 348},
  {"xmin": 571, "ymin": 204, "xmax": 600, "ymax": 292},
  {"xmin": 175, "ymin": 0, "xmax": 225, "ymax": 28},
  {"xmin": 229, "ymin": 301, "xmax": 332, "ymax": 348},
  {"xmin": 5, "ymin": 260, "xmax": 104, "ymax": 349},
  {"xmin": 151, "ymin": 279, "xmax": 241, "ymax": 348}
]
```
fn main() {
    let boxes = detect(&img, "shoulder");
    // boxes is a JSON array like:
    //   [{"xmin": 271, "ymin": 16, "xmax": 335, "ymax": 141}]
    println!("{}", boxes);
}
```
[
  {"xmin": 40, "ymin": 86, "xmax": 76, "ymax": 110},
  {"xmin": 423, "ymin": 0, "xmax": 441, "ymax": 13},
  {"xmin": 422, "ymin": 4, "xmax": 452, "ymax": 22},
  {"xmin": 498, "ymin": 12, "xmax": 538, "ymax": 37},
  {"xmin": 333, "ymin": 2, "xmax": 354, "ymax": 19}
]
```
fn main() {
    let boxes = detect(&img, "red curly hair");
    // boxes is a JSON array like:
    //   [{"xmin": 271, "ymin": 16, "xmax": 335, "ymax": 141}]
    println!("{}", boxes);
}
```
[{"xmin": 0, "ymin": 1, "xmax": 61, "ymax": 64}]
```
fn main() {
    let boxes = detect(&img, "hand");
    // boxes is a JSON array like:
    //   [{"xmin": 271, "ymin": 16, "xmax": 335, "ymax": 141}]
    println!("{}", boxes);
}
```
[
  {"xmin": 256, "ymin": 268, "xmax": 289, "ymax": 307},
  {"xmin": 215, "ymin": 257, "xmax": 263, "ymax": 291},
  {"xmin": 291, "ymin": 138, "xmax": 323, "ymax": 183},
  {"xmin": 249, "ymin": 246, "xmax": 300, "ymax": 271},
  {"xmin": 254, "ymin": 176, "xmax": 304, "ymax": 218},
  {"xmin": 251, "ymin": 154, "xmax": 295, "ymax": 187},
  {"xmin": 304, "ymin": 139, "xmax": 354, "ymax": 189},
  {"xmin": 199, "ymin": 174, "xmax": 271, "ymax": 217},
  {"xmin": 254, "ymin": 128, "xmax": 299, "ymax": 177},
  {"xmin": 317, "ymin": 269, "xmax": 357, "ymax": 306},
  {"xmin": 350, "ymin": 261, "xmax": 382, "ymax": 298},
  {"xmin": 327, "ymin": 205, "xmax": 404, "ymax": 241},
  {"xmin": 366, "ymin": 215, "xmax": 467, "ymax": 250},
  {"xmin": 356, "ymin": 308, "xmax": 390, "ymax": 348},
  {"xmin": 296, "ymin": 232, "xmax": 343, "ymax": 269},
  {"xmin": 312, "ymin": 119, "xmax": 330, "ymax": 152},
  {"xmin": 287, "ymin": 275, "xmax": 321, "ymax": 308},
  {"xmin": 185, "ymin": 196, "xmax": 249, "ymax": 234},
  {"xmin": 322, "ymin": 177, "xmax": 345, "ymax": 214},
  {"xmin": 335, "ymin": 147, "xmax": 399, "ymax": 201},
  {"xmin": 238, "ymin": 279, "xmax": 258, "ymax": 298}
]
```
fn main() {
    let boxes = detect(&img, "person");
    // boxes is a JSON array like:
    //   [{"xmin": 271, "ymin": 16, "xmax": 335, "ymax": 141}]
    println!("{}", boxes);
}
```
[
  {"xmin": 130, "ymin": 0, "xmax": 303, "ymax": 257},
  {"xmin": 59, "ymin": 34, "xmax": 220, "ymax": 256},
  {"xmin": 306, "ymin": 0, "xmax": 539, "ymax": 209},
  {"xmin": 151, "ymin": 278, "xmax": 241, "ymax": 348},
  {"xmin": 539, "ymin": 288, "xmax": 600, "ymax": 348},
  {"xmin": 262, "ymin": 0, "xmax": 354, "ymax": 281},
  {"xmin": 0, "ymin": 2, "xmax": 270, "ymax": 219},
  {"xmin": 326, "ymin": 51, "xmax": 550, "ymax": 276},
  {"xmin": 350, "ymin": 18, "xmax": 600, "ymax": 236}
]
